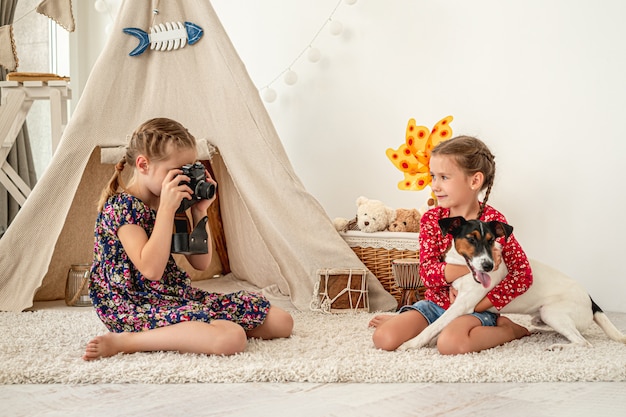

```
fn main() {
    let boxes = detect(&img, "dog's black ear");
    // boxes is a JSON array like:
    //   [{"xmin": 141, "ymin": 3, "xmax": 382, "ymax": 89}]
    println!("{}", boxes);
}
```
[
  {"xmin": 439, "ymin": 216, "xmax": 466, "ymax": 237},
  {"xmin": 489, "ymin": 221, "xmax": 513, "ymax": 240}
]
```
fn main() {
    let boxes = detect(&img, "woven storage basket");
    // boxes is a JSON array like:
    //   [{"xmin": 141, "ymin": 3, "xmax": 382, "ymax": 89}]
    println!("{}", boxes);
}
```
[{"xmin": 340, "ymin": 231, "xmax": 419, "ymax": 305}]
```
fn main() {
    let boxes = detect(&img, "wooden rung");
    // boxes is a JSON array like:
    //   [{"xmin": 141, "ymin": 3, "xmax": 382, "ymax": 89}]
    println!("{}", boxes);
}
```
[
  {"xmin": 0, "ymin": 89, "xmax": 30, "ymax": 156},
  {"xmin": 23, "ymin": 81, "xmax": 45, "ymax": 87},
  {"xmin": 0, "ymin": 167, "xmax": 27, "ymax": 206},
  {"xmin": 48, "ymin": 80, "xmax": 69, "ymax": 87},
  {"xmin": 1, "ymin": 161, "xmax": 31, "ymax": 198}
]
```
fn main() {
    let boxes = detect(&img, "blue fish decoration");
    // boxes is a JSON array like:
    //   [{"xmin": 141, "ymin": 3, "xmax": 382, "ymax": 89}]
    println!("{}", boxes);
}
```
[{"xmin": 123, "ymin": 21, "xmax": 203, "ymax": 57}]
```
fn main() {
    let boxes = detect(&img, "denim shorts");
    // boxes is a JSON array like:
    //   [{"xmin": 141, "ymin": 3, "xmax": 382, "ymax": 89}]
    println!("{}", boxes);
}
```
[{"xmin": 399, "ymin": 299, "xmax": 499, "ymax": 327}]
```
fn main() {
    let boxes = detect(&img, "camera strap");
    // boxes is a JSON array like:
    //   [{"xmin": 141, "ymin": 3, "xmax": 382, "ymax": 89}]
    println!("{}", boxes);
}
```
[
  {"xmin": 171, "ymin": 214, "xmax": 209, "ymax": 255},
  {"xmin": 187, "ymin": 216, "xmax": 209, "ymax": 254}
]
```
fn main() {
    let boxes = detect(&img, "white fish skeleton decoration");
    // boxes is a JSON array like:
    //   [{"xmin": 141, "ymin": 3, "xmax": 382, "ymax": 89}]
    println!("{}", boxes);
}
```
[{"xmin": 123, "ymin": 21, "xmax": 203, "ymax": 56}]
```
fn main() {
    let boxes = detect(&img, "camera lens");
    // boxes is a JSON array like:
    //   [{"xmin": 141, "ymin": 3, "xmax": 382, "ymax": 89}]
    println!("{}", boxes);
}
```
[{"xmin": 195, "ymin": 181, "xmax": 215, "ymax": 199}]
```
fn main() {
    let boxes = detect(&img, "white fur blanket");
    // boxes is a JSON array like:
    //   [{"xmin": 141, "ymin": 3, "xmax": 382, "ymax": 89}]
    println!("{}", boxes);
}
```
[{"xmin": 1, "ymin": 308, "xmax": 625, "ymax": 384}]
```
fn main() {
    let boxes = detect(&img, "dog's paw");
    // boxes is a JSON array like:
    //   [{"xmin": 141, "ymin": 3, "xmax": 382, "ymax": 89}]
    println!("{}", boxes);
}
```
[
  {"xmin": 398, "ymin": 338, "xmax": 423, "ymax": 351},
  {"xmin": 397, "ymin": 342, "xmax": 413, "ymax": 351}
]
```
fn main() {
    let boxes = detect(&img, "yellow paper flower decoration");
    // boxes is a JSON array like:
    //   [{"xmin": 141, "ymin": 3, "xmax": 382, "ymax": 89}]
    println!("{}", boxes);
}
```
[{"xmin": 386, "ymin": 115, "xmax": 453, "ymax": 191}]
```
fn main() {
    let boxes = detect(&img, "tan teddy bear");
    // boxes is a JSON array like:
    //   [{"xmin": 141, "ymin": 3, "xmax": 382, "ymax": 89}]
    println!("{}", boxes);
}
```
[
  {"xmin": 333, "ymin": 196, "xmax": 396, "ymax": 233},
  {"xmin": 388, "ymin": 208, "xmax": 421, "ymax": 233}
]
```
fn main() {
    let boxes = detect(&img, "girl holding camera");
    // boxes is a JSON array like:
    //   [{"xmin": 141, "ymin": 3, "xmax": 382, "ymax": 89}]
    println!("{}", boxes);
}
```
[{"xmin": 83, "ymin": 117, "xmax": 293, "ymax": 361}]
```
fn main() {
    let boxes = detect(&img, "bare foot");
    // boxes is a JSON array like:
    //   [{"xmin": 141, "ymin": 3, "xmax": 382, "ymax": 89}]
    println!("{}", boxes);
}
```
[
  {"xmin": 497, "ymin": 316, "xmax": 531, "ymax": 340},
  {"xmin": 82, "ymin": 332, "xmax": 127, "ymax": 361},
  {"xmin": 368, "ymin": 314, "xmax": 395, "ymax": 328}
]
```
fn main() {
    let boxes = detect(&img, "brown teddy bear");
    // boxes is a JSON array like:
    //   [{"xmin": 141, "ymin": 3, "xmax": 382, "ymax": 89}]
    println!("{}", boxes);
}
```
[{"xmin": 388, "ymin": 208, "xmax": 421, "ymax": 233}]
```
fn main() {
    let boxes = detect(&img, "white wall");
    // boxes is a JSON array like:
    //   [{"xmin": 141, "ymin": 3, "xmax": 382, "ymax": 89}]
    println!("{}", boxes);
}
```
[{"xmin": 77, "ymin": 0, "xmax": 626, "ymax": 312}]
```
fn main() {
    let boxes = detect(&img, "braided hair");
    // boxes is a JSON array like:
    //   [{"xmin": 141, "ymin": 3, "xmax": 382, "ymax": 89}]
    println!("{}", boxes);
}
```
[
  {"xmin": 97, "ymin": 118, "xmax": 197, "ymax": 211},
  {"xmin": 430, "ymin": 135, "xmax": 496, "ymax": 219}
]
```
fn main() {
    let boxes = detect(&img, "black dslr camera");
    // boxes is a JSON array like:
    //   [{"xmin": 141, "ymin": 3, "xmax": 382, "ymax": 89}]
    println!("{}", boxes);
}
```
[
  {"xmin": 176, "ymin": 162, "xmax": 216, "ymax": 213},
  {"xmin": 171, "ymin": 162, "xmax": 216, "ymax": 255}
]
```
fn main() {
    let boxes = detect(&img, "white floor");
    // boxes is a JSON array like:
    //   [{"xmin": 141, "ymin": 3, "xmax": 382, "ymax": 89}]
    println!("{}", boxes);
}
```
[
  {"xmin": 2, "ymin": 305, "xmax": 626, "ymax": 417},
  {"xmin": 2, "ymin": 381, "xmax": 626, "ymax": 417}
]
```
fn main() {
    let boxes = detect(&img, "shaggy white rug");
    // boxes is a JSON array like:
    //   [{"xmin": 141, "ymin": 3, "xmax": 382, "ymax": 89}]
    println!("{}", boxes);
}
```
[{"xmin": 1, "ymin": 309, "xmax": 625, "ymax": 384}]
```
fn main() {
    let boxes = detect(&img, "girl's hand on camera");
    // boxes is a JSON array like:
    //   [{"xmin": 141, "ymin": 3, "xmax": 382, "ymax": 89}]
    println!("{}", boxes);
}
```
[{"xmin": 160, "ymin": 169, "xmax": 192, "ymax": 214}]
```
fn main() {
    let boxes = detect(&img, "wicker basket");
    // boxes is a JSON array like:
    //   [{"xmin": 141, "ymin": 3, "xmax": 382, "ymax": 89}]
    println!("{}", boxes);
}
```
[{"xmin": 340, "ymin": 231, "xmax": 420, "ymax": 305}]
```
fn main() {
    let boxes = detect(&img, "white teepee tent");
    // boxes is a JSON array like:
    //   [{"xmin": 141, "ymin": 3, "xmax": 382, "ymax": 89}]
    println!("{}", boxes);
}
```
[{"xmin": 0, "ymin": 0, "xmax": 397, "ymax": 312}]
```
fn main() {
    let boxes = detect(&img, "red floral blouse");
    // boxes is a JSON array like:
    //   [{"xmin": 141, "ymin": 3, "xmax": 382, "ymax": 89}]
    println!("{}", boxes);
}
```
[{"xmin": 419, "ymin": 204, "xmax": 533, "ymax": 310}]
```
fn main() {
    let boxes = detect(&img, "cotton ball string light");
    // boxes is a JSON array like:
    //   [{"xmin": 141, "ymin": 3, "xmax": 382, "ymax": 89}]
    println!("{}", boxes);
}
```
[
  {"xmin": 329, "ymin": 20, "xmax": 343, "ymax": 36},
  {"xmin": 283, "ymin": 70, "xmax": 298, "ymax": 86},
  {"xmin": 94, "ymin": 0, "xmax": 108, "ymax": 13},
  {"xmin": 262, "ymin": 88, "xmax": 277, "ymax": 103},
  {"xmin": 307, "ymin": 47, "xmax": 321, "ymax": 63}
]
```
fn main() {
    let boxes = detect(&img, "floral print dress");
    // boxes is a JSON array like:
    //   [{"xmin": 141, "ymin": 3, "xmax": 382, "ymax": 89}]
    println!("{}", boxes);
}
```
[{"xmin": 89, "ymin": 193, "xmax": 270, "ymax": 333}]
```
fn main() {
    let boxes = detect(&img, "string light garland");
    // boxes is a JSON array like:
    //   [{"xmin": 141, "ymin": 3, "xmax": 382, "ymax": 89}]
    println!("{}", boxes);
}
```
[
  {"xmin": 90, "ymin": 0, "xmax": 358, "ymax": 103},
  {"xmin": 260, "ymin": 0, "xmax": 358, "ymax": 103}
]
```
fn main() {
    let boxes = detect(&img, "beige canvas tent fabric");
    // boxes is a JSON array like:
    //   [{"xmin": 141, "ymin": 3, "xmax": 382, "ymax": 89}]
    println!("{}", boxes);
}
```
[{"xmin": 0, "ymin": 0, "xmax": 397, "ymax": 313}]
